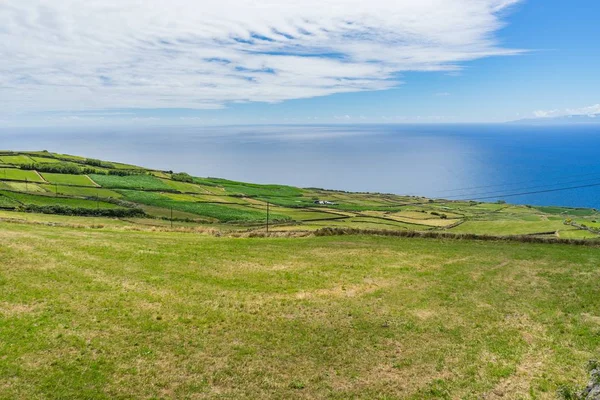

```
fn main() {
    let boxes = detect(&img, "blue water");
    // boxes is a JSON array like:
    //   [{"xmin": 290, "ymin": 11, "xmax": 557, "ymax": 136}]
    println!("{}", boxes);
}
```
[{"xmin": 1, "ymin": 124, "xmax": 599, "ymax": 208}]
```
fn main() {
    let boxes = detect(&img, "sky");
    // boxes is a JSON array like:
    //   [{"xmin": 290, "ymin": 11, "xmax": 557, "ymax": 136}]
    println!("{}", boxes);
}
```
[{"xmin": 1, "ymin": 0, "xmax": 599, "ymax": 127}]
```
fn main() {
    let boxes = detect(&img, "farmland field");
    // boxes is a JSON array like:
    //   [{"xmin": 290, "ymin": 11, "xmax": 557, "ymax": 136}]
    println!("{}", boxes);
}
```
[
  {"xmin": 0, "ymin": 190, "xmax": 123, "ymax": 209},
  {"xmin": 1, "ymin": 222, "xmax": 599, "ymax": 399},
  {"xmin": 89, "ymin": 174, "xmax": 173, "ymax": 191},
  {"xmin": 41, "ymin": 184, "xmax": 123, "ymax": 199},
  {"xmin": 120, "ymin": 190, "xmax": 289, "ymax": 222},
  {"xmin": 0, "ymin": 181, "xmax": 48, "ymax": 193},
  {"xmin": 0, "ymin": 168, "xmax": 45, "ymax": 183},
  {"xmin": 0, "ymin": 155, "xmax": 35, "ymax": 164},
  {"xmin": 41, "ymin": 173, "xmax": 98, "ymax": 187}
]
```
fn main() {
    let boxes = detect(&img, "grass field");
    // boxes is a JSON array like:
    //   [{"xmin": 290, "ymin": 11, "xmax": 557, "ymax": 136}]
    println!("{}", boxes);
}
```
[
  {"xmin": 40, "ymin": 173, "xmax": 98, "ymax": 187},
  {"xmin": 89, "ymin": 174, "xmax": 173, "ymax": 191},
  {"xmin": 41, "ymin": 185, "xmax": 123, "ymax": 199},
  {"xmin": 0, "ymin": 155, "xmax": 35, "ymax": 165},
  {"xmin": 0, "ymin": 182, "xmax": 48, "ymax": 193},
  {"xmin": 120, "ymin": 190, "xmax": 289, "ymax": 222},
  {"xmin": 0, "ymin": 168, "xmax": 45, "ymax": 183},
  {"xmin": 0, "ymin": 222, "xmax": 598, "ymax": 399},
  {"xmin": 0, "ymin": 191, "xmax": 123, "ymax": 209}
]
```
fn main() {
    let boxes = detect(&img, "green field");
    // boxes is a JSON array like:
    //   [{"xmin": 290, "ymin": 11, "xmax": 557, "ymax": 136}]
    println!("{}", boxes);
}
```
[
  {"xmin": 41, "ymin": 173, "xmax": 98, "ymax": 187},
  {"xmin": 0, "ymin": 222, "xmax": 598, "ymax": 399},
  {"xmin": 89, "ymin": 174, "xmax": 173, "ymax": 191},
  {"xmin": 41, "ymin": 184, "xmax": 123, "ymax": 199},
  {"xmin": 0, "ymin": 155, "xmax": 35, "ymax": 164},
  {"xmin": 120, "ymin": 190, "xmax": 289, "ymax": 222},
  {"xmin": 0, "ymin": 168, "xmax": 45, "ymax": 183},
  {"xmin": 0, "ymin": 191, "xmax": 123, "ymax": 209}
]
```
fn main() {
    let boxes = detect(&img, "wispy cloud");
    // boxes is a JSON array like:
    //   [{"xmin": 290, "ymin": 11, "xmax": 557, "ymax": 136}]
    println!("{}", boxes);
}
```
[
  {"xmin": 533, "ymin": 104, "xmax": 600, "ymax": 118},
  {"xmin": 1, "ymin": 0, "xmax": 522, "ymax": 114}
]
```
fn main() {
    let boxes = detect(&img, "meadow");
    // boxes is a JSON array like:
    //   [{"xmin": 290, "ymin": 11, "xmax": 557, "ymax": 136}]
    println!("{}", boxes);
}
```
[
  {"xmin": 0, "ymin": 191, "xmax": 122, "ymax": 210},
  {"xmin": 0, "ymin": 222, "xmax": 598, "ymax": 399},
  {"xmin": 41, "ymin": 173, "xmax": 98, "ymax": 187}
]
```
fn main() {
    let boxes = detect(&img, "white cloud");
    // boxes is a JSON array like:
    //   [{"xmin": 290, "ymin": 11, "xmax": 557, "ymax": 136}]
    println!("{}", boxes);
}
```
[
  {"xmin": 1, "ymin": 0, "xmax": 522, "ymax": 113},
  {"xmin": 533, "ymin": 104, "xmax": 600, "ymax": 118}
]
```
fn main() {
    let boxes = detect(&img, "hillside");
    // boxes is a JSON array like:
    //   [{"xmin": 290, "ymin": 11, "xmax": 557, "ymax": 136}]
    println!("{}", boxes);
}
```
[{"xmin": 1, "ymin": 150, "xmax": 599, "ymax": 240}]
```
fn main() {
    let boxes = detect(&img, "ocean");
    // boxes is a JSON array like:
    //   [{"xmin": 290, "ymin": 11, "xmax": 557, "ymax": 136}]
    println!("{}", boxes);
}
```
[{"xmin": 1, "ymin": 124, "xmax": 599, "ymax": 209}]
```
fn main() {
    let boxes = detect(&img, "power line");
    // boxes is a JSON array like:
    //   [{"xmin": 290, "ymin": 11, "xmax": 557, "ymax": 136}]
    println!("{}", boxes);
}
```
[
  {"xmin": 442, "ymin": 177, "xmax": 600, "ymax": 200},
  {"xmin": 433, "ymin": 171, "xmax": 600, "ymax": 195},
  {"xmin": 466, "ymin": 182, "xmax": 600, "ymax": 202}
]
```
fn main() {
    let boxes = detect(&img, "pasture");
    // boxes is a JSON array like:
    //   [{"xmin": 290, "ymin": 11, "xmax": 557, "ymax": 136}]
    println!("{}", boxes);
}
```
[
  {"xmin": 0, "ymin": 222, "xmax": 598, "ymax": 399},
  {"xmin": 0, "ymin": 191, "xmax": 123, "ymax": 209},
  {"xmin": 41, "ymin": 173, "xmax": 98, "ymax": 187},
  {"xmin": 89, "ymin": 174, "xmax": 173, "ymax": 191},
  {"xmin": 0, "ymin": 168, "xmax": 45, "ymax": 183}
]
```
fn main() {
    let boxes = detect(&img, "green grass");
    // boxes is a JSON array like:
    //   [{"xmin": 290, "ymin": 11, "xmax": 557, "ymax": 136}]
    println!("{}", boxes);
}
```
[
  {"xmin": 40, "ymin": 173, "xmax": 98, "ymax": 187},
  {"xmin": 194, "ymin": 177, "xmax": 303, "ymax": 198},
  {"xmin": 29, "ymin": 156, "xmax": 64, "ymax": 164},
  {"xmin": 0, "ymin": 223, "xmax": 598, "ymax": 399},
  {"xmin": 0, "ymin": 193, "xmax": 20, "ymax": 208},
  {"xmin": 119, "ymin": 190, "xmax": 290, "ymax": 222},
  {"xmin": 160, "ymin": 179, "xmax": 211, "ymax": 194},
  {"xmin": 41, "ymin": 185, "xmax": 123, "ymax": 199},
  {"xmin": 0, "ymin": 182, "xmax": 48, "ymax": 193},
  {"xmin": 0, "ymin": 191, "xmax": 123, "ymax": 209},
  {"xmin": 0, "ymin": 168, "xmax": 45, "ymax": 183},
  {"xmin": 89, "ymin": 174, "xmax": 173, "ymax": 191},
  {"xmin": 0, "ymin": 155, "xmax": 35, "ymax": 164}
]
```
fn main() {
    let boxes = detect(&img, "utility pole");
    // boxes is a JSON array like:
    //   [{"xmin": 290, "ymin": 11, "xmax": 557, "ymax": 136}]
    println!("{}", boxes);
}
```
[
  {"xmin": 170, "ymin": 206, "xmax": 173, "ymax": 229},
  {"xmin": 266, "ymin": 201, "xmax": 270, "ymax": 234}
]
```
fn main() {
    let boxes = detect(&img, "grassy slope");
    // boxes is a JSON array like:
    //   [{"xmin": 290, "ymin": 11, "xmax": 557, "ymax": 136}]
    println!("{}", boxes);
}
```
[
  {"xmin": 0, "ymin": 191, "xmax": 122, "ymax": 209},
  {"xmin": 1, "ymin": 222, "xmax": 599, "ymax": 399}
]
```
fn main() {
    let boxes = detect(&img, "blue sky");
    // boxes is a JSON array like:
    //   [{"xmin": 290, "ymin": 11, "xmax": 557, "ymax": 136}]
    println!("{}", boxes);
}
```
[{"xmin": 1, "ymin": 0, "xmax": 599, "ymax": 127}]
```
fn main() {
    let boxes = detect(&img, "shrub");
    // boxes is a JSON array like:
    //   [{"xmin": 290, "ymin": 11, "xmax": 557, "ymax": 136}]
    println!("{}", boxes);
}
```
[
  {"xmin": 20, "ymin": 204, "xmax": 145, "ymax": 218},
  {"xmin": 172, "ymin": 172, "xmax": 194, "ymax": 183},
  {"xmin": 21, "ymin": 163, "xmax": 82, "ymax": 174},
  {"xmin": 85, "ymin": 158, "xmax": 114, "ymax": 168}
]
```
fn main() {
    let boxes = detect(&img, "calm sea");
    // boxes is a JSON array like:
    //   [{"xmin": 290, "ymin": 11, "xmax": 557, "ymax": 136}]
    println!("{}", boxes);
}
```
[{"xmin": 1, "ymin": 124, "xmax": 599, "ymax": 209}]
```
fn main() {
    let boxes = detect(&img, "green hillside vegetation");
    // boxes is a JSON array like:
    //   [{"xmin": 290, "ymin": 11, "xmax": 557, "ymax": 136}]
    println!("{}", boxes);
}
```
[
  {"xmin": 0, "ymin": 168, "xmax": 45, "ymax": 183},
  {"xmin": 41, "ymin": 173, "xmax": 98, "ymax": 187},
  {"xmin": 0, "ymin": 190, "xmax": 122, "ymax": 209},
  {"xmin": 0, "ymin": 151, "xmax": 598, "ymax": 239}
]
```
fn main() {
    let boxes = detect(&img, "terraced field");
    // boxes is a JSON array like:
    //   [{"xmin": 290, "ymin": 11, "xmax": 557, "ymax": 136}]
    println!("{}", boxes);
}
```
[
  {"xmin": 0, "ymin": 151, "xmax": 598, "ymax": 239},
  {"xmin": 0, "ymin": 168, "xmax": 45, "ymax": 182},
  {"xmin": 41, "ymin": 173, "xmax": 98, "ymax": 187}
]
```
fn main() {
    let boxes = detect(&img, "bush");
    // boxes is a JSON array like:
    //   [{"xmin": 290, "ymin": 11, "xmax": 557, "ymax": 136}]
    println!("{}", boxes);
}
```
[
  {"xmin": 21, "ymin": 163, "xmax": 82, "ymax": 174},
  {"xmin": 85, "ymin": 158, "xmax": 114, "ymax": 168},
  {"xmin": 21, "ymin": 204, "xmax": 145, "ymax": 218},
  {"xmin": 172, "ymin": 172, "xmax": 194, "ymax": 183}
]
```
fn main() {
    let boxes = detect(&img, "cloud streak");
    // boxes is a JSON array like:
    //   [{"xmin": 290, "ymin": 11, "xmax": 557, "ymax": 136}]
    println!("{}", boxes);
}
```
[
  {"xmin": 533, "ymin": 104, "xmax": 600, "ymax": 118},
  {"xmin": 1, "ymin": 0, "xmax": 522, "ymax": 113}
]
